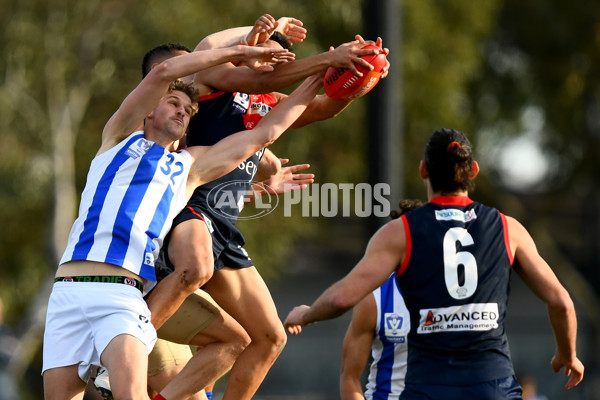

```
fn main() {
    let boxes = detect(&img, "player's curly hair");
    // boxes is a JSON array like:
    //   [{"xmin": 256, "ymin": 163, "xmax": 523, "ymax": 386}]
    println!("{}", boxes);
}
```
[
  {"xmin": 168, "ymin": 79, "xmax": 199, "ymax": 116},
  {"xmin": 390, "ymin": 198, "xmax": 423, "ymax": 219},
  {"xmin": 424, "ymin": 128, "xmax": 474, "ymax": 194}
]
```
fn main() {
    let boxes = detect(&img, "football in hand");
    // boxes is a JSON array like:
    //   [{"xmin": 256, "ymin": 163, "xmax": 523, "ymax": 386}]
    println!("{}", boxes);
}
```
[{"xmin": 324, "ymin": 44, "xmax": 387, "ymax": 101}]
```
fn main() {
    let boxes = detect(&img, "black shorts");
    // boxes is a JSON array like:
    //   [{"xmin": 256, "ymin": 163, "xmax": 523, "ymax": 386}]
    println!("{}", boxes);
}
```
[
  {"xmin": 400, "ymin": 375, "xmax": 523, "ymax": 400},
  {"xmin": 156, "ymin": 206, "xmax": 253, "ymax": 279}
]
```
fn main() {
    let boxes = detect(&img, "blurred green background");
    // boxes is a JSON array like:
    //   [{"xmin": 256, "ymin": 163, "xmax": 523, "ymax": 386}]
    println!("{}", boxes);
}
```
[{"xmin": 0, "ymin": 0, "xmax": 598, "ymax": 398}]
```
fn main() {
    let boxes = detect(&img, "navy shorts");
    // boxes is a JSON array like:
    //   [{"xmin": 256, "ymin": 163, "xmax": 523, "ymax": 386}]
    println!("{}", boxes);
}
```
[
  {"xmin": 399, "ymin": 375, "xmax": 523, "ymax": 400},
  {"xmin": 156, "ymin": 206, "xmax": 254, "ymax": 279}
]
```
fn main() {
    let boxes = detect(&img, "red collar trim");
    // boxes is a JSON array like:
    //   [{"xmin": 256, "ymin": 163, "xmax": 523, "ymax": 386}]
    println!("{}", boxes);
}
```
[
  {"xmin": 430, "ymin": 196, "xmax": 473, "ymax": 206},
  {"xmin": 198, "ymin": 91, "xmax": 225, "ymax": 102}
]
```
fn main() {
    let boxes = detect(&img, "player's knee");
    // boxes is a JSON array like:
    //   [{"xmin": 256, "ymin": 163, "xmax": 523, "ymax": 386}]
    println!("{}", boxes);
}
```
[
  {"xmin": 172, "ymin": 266, "xmax": 213, "ymax": 294},
  {"xmin": 260, "ymin": 323, "xmax": 287, "ymax": 357}
]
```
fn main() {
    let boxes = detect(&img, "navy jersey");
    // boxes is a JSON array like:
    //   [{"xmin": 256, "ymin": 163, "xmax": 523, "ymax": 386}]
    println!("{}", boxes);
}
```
[
  {"xmin": 397, "ymin": 196, "xmax": 515, "ymax": 385},
  {"xmin": 185, "ymin": 91, "xmax": 277, "ymax": 227}
]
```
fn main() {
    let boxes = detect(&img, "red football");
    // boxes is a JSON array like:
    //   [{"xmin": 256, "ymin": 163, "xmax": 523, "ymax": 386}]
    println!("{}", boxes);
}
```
[{"xmin": 324, "ymin": 44, "xmax": 387, "ymax": 101}]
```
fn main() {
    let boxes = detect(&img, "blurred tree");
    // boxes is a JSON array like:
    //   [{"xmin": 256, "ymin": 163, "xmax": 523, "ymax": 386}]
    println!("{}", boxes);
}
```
[
  {"xmin": 5, "ymin": 0, "xmax": 596, "ymax": 397},
  {"xmin": 470, "ymin": 0, "xmax": 600, "ymax": 290}
]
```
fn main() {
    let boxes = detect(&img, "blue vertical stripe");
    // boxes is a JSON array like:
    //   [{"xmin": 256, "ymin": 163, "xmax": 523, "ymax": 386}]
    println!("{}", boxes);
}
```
[
  {"xmin": 107, "ymin": 143, "xmax": 164, "ymax": 265},
  {"xmin": 72, "ymin": 134, "xmax": 144, "ymax": 259},
  {"xmin": 374, "ymin": 277, "xmax": 396, "ymax": 399},
  {"xmin": 138, "ymin": 183, "xmax": 176, "ymax": 281}
]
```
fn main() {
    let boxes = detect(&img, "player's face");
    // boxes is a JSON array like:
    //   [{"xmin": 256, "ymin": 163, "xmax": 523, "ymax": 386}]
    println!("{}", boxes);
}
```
[{"xmin": 155, "ymin": 91, "xmax": 194, "ymax": 141}]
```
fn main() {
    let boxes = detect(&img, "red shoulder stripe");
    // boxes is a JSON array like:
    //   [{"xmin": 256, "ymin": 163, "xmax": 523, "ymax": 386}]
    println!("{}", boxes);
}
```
[
  {"xmin": 397, "ymin": 215, "xmax": 412, "ymax": 277},
  {"xmin": 198, "ymin": 91, "xmax": 226, "ymax": 102}
]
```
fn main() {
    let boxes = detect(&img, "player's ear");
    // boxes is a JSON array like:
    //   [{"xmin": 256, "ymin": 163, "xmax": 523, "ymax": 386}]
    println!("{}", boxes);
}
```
[
  {"xmin": 470, "ymin": 161, "xmax": 480, "ymax": 180},
  {"xmin": 419, "ymin": 160, "xmax": 428, "ymax": 179}
]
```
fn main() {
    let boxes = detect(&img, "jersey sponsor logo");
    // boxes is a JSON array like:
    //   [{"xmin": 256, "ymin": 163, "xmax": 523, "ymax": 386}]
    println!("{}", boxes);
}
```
[
  {"xmin": 435, "ymin": 208, "xmax": 477, "ymax": 223},
  {"xmin": 235, "ymin": 148, "xmax": 264, "ymax": 179},
  {"xmin": 237, "ymin": 159, "xmax": 258, "ymax": 179},
  {"xmin": 201, "ymin": 213, "xmax": 215, "ymax": 233},
  {"xmin": 250, "ymin": 101, "xmax": 273, "ymax": 116},
  {"xmin": 232, "ymin": 92, "xmax": 250, "ymax": 114},
  {"xmin": 384, "ymin": 312, "xmax": 409, "ymax": 343},
  {"xmin": 125, "ymin": 138, "xmax": 153, "ymax": 159},
  {"xmin": 417, "ymin": 303, "xmax": 499, "ymax": 334}
]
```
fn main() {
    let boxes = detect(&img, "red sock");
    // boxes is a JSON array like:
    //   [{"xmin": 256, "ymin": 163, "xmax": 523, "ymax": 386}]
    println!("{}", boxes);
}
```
[{"xmin": 152, "ymin": 395, "xmax": 167, "ymax": 400}]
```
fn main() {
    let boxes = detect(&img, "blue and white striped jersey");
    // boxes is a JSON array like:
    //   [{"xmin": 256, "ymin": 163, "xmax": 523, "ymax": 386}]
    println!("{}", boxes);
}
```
[
  {"xmin": 365, "ymin": 274, "xmax": 409, "ymax": 400},
  {"xmin": 60, "ymin": 131, "xmax": 192, "ymax": 288}
]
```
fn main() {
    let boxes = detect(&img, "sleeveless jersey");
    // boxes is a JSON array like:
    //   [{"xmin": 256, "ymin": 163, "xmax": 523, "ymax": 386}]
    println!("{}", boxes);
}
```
[
  {"xmin": 185, "ymin": 91, "xmax": 277, "ymax": 225},
  {"xmin": 397, "ymin": 196, "xmax": 515, "ymax": 385},
  {"xmin": 60, "ymin": 131, "xmax": 192, "ymax": 287},
  {"xmin": 365, "ymin": 275, "xmax": 409, "ymax": 400}
]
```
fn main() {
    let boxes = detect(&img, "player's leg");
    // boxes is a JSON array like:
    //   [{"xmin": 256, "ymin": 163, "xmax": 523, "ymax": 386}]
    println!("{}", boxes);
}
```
[
  {"xmin": 203, "ymin": 266, "xmax": 286, "ymax": 400},
  {"xmin": 100, "ymin": 334, "xmax": 151, "ymax": 400},
  {"xmin": 145, "ymin": 216, "xmax": 214, "ymax": 330},
  {"xmin": 43, "ymin": 365, "xmax": 87, "ymax": 400},
  {"xmin": 148, "ymin": 340, "xmax": 207, "ymax": 400},
  {"xmin": 158, "ymin": 301, "xmax": 250, "ymax": 400}
]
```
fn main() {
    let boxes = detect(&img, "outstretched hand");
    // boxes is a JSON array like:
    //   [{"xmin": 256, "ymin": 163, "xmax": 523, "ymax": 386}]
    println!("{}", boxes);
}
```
[
  {"xmin": 275, "ymin": 17, "xmax": 307, "ymax": 43},
  {"xmin": 244, "ymin": 14, "xmax": 307, "ymax": 47},
  {"xmin": 261, "ymin": 159, "xmax": 314, "ymax": 195},
  {"xmin": 244, "ymin": 14, "xmax": 277, "ymax": 46},
  {"xmin": 551, "ymin": 353, "xmax": 584, "ymax": 389},
  {"xmin": 241, "ymin": 45, "xmax": 295, "ymax": 72}
]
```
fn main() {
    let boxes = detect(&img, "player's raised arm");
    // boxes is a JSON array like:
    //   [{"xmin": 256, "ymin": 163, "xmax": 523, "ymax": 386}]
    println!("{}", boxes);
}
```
[
  {"xmin": 100, "ymin": 45, "xmax": 291, "ymax": 154},
  {"xmin": 186, "ymin": 73, "xmax": 323, "ymax": 190}
]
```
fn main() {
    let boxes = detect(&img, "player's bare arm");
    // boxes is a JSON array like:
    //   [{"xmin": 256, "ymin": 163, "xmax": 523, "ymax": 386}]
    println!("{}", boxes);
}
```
[
  {"xmin": 284, "ymin": 219, "xmax": 405, "ymax": 334},
  {"xmin": 194, "ymin": 38, "xmax": 379, "ymax": 96},
  {"xmin": 340, "ymin": 295, "xmax": 376, "ymax": 400},
  {"xmin": 100, "ymin": 45, "xmax": 292, "ymax": 154},
  {"xmin": 185, "ymin": 73, "xmax": 323, "ymax": 191},
  {"xmin": 507, "ymin": 216, "xmax": 584, "ymax": 389}
]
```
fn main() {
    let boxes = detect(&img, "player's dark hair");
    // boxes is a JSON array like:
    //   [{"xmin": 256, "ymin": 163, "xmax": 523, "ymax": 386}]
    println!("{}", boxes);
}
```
[
  {"xmin": 390, "ymin": 198, "xmax": 423, "ymax": 219},
  {"xmin": 142, "ymin": 43, "xmax": 192, "ymax": 78},
  {"xmin": 269, "ymin": 31, "xmax": 292, "ymax": 50},
  {"xmin": 424, "ymin": 128, "xmax": 474, "ymax": 194}
]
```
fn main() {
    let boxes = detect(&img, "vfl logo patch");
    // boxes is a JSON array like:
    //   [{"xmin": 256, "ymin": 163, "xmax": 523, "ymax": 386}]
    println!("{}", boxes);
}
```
[
  {"xmin": 417, "ymin": 303, "xmax": 499, "ymax": 334},
  {"xmin": 435, "ymin": 208, "xmax": 477, "ymax": 223},
  {"xmin": 125, "ymin": 138, "xmax": 153, "ymax": 159},
  {"xmin": 384, "ymin": 312, "xmax": 408, "ymax": 343},
  {"xmin": 124, "ymin": 278, "xmax": 137, "ymax": 287},
  {"xmin": 144, "ymin": 252, "xmax": 154, "ymax": 266}
]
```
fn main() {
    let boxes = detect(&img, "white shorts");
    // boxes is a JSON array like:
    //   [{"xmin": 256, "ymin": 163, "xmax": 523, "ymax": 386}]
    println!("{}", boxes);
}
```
[{"xmin": 42, "ymin": 280, "xmax": 157, "ymax": 382}]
